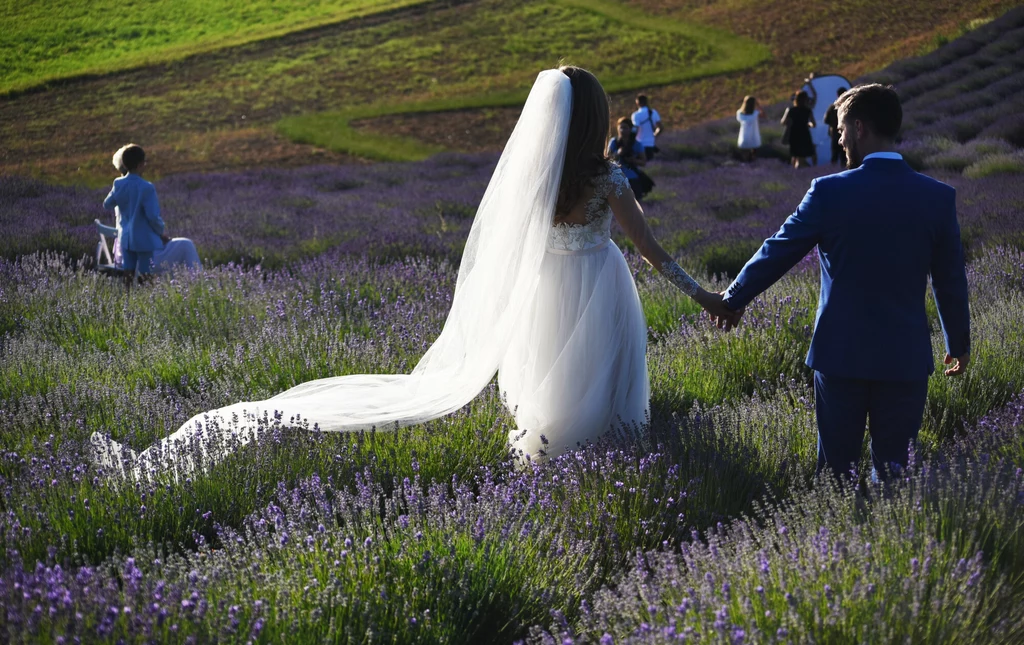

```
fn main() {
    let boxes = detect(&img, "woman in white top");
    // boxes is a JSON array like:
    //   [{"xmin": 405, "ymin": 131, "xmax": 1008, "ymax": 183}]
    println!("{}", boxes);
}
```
[{"xmin": 736, "ymin": 95, "xmax": 763, "ymax": 162}]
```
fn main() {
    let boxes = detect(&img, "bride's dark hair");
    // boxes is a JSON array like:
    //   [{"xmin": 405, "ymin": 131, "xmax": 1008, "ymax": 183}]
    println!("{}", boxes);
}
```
[{"xmin": 555, "ymin": 66, "xmax": 610, "ymax": 219}]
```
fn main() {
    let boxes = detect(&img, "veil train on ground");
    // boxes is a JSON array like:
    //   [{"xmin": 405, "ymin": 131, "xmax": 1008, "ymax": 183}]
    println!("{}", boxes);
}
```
[{"xmin": 91, "ymin": 70, "xmax": 576, "ymax": 478}]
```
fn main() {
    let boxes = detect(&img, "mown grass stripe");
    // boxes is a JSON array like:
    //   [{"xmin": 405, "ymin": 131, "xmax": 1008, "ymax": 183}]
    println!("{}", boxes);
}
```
[{"xmin": 0, "ymin": 0, "xmax": 435, "ymax": 97}]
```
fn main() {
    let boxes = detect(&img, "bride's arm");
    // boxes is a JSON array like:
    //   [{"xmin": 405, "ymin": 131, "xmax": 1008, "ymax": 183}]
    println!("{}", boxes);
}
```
[{"xmin": 609, "ymin": 185, "xmax": 733, "ymax": 317}]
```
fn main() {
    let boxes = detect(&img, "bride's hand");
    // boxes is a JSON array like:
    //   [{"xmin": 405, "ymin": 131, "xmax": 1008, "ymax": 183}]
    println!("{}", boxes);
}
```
[{"xmin": 695, "ymin": 290, "xmax": 743, "ymax": 331}]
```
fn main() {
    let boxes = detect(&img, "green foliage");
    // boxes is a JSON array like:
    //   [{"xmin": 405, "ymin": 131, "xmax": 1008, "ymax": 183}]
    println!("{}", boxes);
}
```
[
  {"xmin": 922, "ymin": 257, "xmax": 1024, "ymax": 443},
  {"xmin": 902, "ymin": 136, "xmax": 958, "ymax": 170},
  {"xmin": 279, "ymin": 110, "xmax": 446, "ymax": 162},
  {"xmin": 579, "ymin": 462, "xmax": 1024, "ymax": 643},
  {"xmin": 918, "ymin": 16, "xmax": 996, "ymax": 56},
  {"xmin": 0, "ymin": 0, "xmax": 429, "ymax": 95},
  {"xmin": 710, "ymin": 196, "xmax": 770, "ymax": 222},
  {"xmin": 0, "ymin": 229, "xmax": 85, "ymax": 267},
  {"xmin": 963, "ymin": 152, "xmax": 1024, "ymax": 179},
  {"xmin": 760, "ymin": 181, "xmax": 789, "ymax": 193},
  {"xmin": 699, "ymin": 239, "xmax": 763, "ymax": 279},
  {"xmin": 637, "ymin": 263, "xmax": 709, "ymax": 335}
]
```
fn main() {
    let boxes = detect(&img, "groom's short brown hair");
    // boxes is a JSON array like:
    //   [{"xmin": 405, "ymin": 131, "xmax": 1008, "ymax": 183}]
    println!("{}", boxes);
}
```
[{"xmin": 836, "ymin": 84, "xmax": 902, "ymax": 140}]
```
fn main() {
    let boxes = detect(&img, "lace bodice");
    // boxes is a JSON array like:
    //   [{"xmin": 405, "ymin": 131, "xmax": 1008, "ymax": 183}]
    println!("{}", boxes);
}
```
[{"xmin": 549, "ymin": 164, "xmax": 630, "ymax": 251}]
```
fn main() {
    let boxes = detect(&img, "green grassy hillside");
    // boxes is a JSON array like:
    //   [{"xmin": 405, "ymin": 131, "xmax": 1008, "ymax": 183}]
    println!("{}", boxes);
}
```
[
  {"xmin": 0, "ymin": 0, "xmax": 1018, "ymax": 182},
  {"xmin": 0, "ymin": 0, "xmax": 768, "ymax": 183},
  {"xmin": 0, "ymin": 0, "xmax": 428, "ymax": 95},
  {"xmin": 276, "ymin": 0, "xmax": 770, "ymax": 161}
]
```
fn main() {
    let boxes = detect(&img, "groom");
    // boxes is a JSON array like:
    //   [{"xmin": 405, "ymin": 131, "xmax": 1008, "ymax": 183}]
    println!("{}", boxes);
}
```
[{"xmin": 715, "ymin": 84, "xmax": 971, "ymax": 479}]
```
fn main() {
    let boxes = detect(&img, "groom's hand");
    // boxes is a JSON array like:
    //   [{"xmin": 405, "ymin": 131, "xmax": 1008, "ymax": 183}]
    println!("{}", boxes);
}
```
[
  {"xmin": 720, "ymin": 292, "xmax": 744, "ymax": 332},
  {"xmin": 943, "ymin": 353, "xmax": 970, "ymax": 376},
  {"xmin": 701, "ymin": 291, "xmax": 743, "ymax": 332}
]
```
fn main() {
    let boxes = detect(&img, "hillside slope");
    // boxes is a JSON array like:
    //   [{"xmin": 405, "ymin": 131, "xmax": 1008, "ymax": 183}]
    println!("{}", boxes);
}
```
[
  {"xmin": 4, "ymin": 10, "xmax": 1022, "ymax": 269},
  {"xmin": 0, "ymin": 0, "xmax": 1019, "ymax": 183},
  {"xmin": 368, "ymin": 0, "xmax": 1022, "ymax": 151},
  {"xmin": 0, "ymin": 0, "xmax": 430, "ymax": 95}
]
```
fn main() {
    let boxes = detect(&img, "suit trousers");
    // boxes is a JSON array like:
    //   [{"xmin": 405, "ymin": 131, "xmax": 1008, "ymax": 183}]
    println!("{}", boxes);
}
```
[
  {"xmin": 814, "ymin": 371, "xmax": 928, "ymax": 479},
  {"xmin": 122, "ymin": 249, "xmax": 154, "ymax": 275}
]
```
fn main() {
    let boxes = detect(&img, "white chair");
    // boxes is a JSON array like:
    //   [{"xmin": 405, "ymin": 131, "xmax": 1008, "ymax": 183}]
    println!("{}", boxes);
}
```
[
  {"xmin": 94, "ymin": 218, "xmax": 201, "ymax": 281},
  {"xmin": 94, "ymin": 219, "xmax": 122, "ymax": 275}
]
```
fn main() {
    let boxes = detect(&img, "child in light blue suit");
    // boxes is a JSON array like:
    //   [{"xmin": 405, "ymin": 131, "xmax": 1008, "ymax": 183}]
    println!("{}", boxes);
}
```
[{"xmin": 103, "ymin": 144, "xmax": 166, "ymax": 275}]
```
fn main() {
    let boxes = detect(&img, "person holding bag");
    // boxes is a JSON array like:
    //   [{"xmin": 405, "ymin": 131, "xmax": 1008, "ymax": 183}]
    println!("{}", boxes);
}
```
[
  {"xmin": 607, "ymin": 117, "xmax": 655, "ymax": 201},
  {"xmin": 630, "ymin": 94, "xmax": 662, "ymax": 160}
]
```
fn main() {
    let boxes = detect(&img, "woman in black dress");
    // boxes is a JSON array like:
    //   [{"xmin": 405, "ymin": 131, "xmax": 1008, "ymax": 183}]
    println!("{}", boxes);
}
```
[{"xmin": 782, "ymin": 90, "xmax": 817, "ymax": 168}]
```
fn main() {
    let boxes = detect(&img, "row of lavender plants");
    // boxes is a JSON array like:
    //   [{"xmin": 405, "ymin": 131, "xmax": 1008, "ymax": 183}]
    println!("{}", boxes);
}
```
[
  {"xmin": 5, "ymin": 443, "xmax": 1024, "ymax": 643},
  {"xmin": 2, "ymin": 239, "xmax": 1024, "ymax": 642},
  {"xmin": 2, "ymin": 146, "xmax": 1023, "ymax": 279}
]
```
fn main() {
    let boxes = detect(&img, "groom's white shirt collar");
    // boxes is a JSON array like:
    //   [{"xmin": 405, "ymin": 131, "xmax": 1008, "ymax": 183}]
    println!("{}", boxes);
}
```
[{"xmin": 862, "ymin": 152, "xmax": 903, "ymax": 161}]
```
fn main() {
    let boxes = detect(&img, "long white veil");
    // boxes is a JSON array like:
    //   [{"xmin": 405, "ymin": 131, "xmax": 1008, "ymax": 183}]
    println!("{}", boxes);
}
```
[{"xmin": 92, "ymin": 70, "xmax": 573, "ymax": 477}]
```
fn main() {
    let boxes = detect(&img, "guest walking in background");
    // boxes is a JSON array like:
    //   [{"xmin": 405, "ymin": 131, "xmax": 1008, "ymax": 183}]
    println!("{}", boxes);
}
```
[
  {"xmin": 824, "ymin": 86, "xmax": 849, "ymax": 166},
  {"xmin": 103, "ymin": 144, "xmax": 166, "ymax": 281},
  {"xmin": 607, "ymin": 117, "xmax": 654, "ymax": 200},
  {"xmin": 631, "ymin": 94, "xmax": 662, "ymax": 160},
  {"xmin": 782, "ymin": 90, "xmax": 817, "ymax": 168},
  {"xmin": 736, "ymin": 95, "xmax": 763, "ymax": 162}
]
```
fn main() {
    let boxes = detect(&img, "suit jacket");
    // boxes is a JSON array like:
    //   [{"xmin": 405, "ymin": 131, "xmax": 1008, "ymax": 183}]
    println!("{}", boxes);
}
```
[
  {"xmin": 722, "ymin": 157, "xmax": 970, "ymax": 380},
  {"xmin": 103, "ymin": 173, "xmax": 165, "ymax": 253}
]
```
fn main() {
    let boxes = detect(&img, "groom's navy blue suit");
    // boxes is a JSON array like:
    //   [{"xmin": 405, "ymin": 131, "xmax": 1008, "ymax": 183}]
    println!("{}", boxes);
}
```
[{"xmin": 722, "ymin": 154, "xmax": 970, "ymax": 476}]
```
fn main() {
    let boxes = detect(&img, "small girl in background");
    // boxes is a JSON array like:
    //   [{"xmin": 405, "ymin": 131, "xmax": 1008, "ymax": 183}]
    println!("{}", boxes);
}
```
[{"xmin": 736, "ymin": 95, "xmax": 763, "ymax": 162}]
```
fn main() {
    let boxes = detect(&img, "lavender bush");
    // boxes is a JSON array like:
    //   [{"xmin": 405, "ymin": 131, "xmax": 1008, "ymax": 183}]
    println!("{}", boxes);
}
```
[
  {"xmin": 877, "ymin": 9, "xmax": 1024, "ymax": 176},
  {"xmin": 532, "ymin": 461, "xmax": 1024, "ymax": 644},
  {"xmin": 2, "ymin": 240, "xmax": 1024, "ymax": 642},
  {"xmin": 3, "ymin": 153, "xmax": 1022, "ymax": 281}
]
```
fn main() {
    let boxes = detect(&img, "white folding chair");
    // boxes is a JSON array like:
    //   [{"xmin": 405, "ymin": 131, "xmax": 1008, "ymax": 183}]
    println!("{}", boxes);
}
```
[{"xmin": 94, "ymin": 219, "xmax": 121, "ymax": 275}]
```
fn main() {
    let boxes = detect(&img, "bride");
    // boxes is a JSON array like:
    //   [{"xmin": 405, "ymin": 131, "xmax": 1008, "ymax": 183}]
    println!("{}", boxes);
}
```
[{"xmin": 91, "ymin": 67, "xmax": 732, "ymax": 477}]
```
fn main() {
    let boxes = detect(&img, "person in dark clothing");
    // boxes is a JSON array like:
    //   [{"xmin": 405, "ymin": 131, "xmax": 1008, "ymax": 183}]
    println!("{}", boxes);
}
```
[
  {"xmin": 824, "ymin": 87, "xmax": 848, "ymax": 166},
  {"xmin": 607, "ymin": 117, "xmax": 653, "ymax": 200},
  {"xmin": 782, "ymin": 90, "xmax": 817, "ymax": 168}
]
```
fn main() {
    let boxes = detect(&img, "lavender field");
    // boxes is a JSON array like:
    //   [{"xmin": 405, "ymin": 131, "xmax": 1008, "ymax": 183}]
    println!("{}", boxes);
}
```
[{"xmin": 3, "ymin": 12, "xmax": 1024, "ymax": 645}]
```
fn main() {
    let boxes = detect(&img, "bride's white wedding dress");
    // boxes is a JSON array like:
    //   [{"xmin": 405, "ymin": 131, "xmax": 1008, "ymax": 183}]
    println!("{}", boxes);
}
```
[
  {"xmin": 503, "ymin": 167, "xmax": 648, "ymax": 458},
  {"xmin": 90, "ymin": 70, "xmax": 649, "ymax": 478}
]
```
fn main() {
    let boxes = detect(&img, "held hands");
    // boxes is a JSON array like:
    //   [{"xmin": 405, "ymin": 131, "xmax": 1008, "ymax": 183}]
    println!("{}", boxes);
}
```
[
  {"xmin": 160, "ymin": 233, "xmax": 172, "ymax": 244},
  {"xmin": 943, "ymin": 353, "xmax": 970, "ymax": 376},
  {"xmin": 696, "ymin": 290, "xmax": 744, "ymax": 332}
]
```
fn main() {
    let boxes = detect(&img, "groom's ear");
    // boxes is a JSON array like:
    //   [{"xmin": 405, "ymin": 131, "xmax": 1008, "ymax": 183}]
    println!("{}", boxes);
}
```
[{"xmin": 853, "ymin": 119, "xmax": 869, "ymax": 141}]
